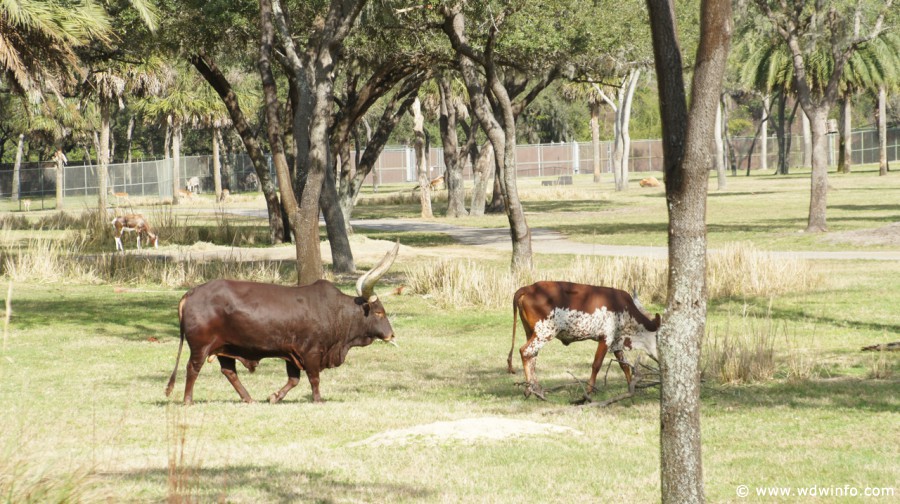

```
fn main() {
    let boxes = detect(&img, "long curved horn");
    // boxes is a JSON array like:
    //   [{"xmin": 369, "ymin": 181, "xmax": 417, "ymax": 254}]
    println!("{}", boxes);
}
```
[{"xmin": 356, "ymin": 241, "xmax": 400, "ymax": 299}]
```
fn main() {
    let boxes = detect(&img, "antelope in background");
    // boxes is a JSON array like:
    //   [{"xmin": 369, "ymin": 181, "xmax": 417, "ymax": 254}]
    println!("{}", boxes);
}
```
[{"xmin": 111, "ymin": 214, "xmax": 158, "ymax": 251}]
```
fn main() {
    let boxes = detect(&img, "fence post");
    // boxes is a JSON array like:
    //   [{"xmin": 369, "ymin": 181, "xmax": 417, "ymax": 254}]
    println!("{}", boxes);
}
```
[{"xmin": 571, "ymin": 141, "xmax": 579, "ymax": 175}]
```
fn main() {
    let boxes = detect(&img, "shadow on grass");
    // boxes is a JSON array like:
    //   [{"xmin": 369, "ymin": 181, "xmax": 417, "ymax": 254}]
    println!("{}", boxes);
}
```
[
  {"xmin": 522, "ymin": 199, "xmax": 619, "ymax": 213},
  {"xmin": 12, "ymin": 293, "xmax": 176, "ymax": 340},
  {"xmin": 830, "ymin": 204, "xmax": 900, "ymax": 212},
  {"xmin": 99, "ymin": 464, "xmax": 432, "ymax": 503},
  {"xmin": 764, "ymin": 303, "xmax": 900, "ymax": 336},
  {"xmin": 703, "ymin": 378, "xmax": 899, "ymax": 413}
]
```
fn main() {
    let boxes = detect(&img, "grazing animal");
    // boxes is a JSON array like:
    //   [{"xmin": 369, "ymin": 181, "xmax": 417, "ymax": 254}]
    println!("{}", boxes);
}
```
[
  {"xmin": 639, "ymin": 176, "xmax": 661, "ymax": 187},
  {"xmin": 166, "ymin": 242, "xmax": 400, "ymax": 405},
  {"xmin": 186, "ymin": 176, "xmax": 201, "ymax": 194},
  {"xmin": 508, "ymin": 281, "xmax": 660, "ymax": 399},
  {"xmin": 217, "ymin": 189, "xmax": 230, "ymax": 203},
  {"xmin": 429, "ymin": 175, "xmax": 445, "ymax": 190},
  {"xmin": 111, "ymin": 214, "xmax": 158, "ymax": 251},
  {"xmin": 22, "ymin": 200, "xmax": 31, "ymax": 212},
  {"xmin": 176, "ymin": 188, "xmax": 193, "ymax": 201}
]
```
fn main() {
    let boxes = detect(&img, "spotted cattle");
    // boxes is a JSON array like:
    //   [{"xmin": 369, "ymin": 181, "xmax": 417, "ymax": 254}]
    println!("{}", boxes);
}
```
[{"xmin": 508, "ymin": 281, "xmax": 660, "ymax": 399}]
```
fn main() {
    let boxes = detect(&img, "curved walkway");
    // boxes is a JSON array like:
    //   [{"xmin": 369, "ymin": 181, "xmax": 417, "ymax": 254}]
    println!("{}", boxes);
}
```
[
  {"xmin": 226, "ymin": 210, "xmax": 900, "ymax": 261},
  {"xmin": 350, "ymin": 218, "xmax": 900, "ymax": 261}
]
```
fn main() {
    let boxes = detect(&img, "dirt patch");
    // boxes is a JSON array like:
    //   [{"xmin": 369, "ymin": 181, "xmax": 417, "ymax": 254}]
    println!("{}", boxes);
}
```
[
  {"xmin": 824, "ymin": 222, "xmax": 900, "ymax": 247},
  {"xmin": 348, "ymin": 417, "xmax": 582, "ymax": 447}
]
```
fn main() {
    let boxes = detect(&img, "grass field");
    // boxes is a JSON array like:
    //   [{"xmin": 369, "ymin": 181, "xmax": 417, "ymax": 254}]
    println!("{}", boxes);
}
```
[{"xmin": 1, "ymin": 167, "xmax": 898, "ymax": 502}]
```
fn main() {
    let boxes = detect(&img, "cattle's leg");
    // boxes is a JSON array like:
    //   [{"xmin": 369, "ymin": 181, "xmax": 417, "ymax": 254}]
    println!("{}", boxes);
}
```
[
  {"xmin": 183, "ymin": 354, "xmax": 207, "ymax": 405},
  {"xmin": 268, "ymin": 361, "xmax": 301, "ymax": 404},
  {"xmin": 587, "ymin": 341, "xmax": 610, "ymax": 394},
  {"xmin": 306, "ymin": 368, "xmax": 323, "ymax": 403},
  {"xmin": 218, "ymin": 356, "xmax": 254, "ymax": 403},
  {"xmin": 613, "ymin": 350, "xmax": 633, "ymax": 385},
  {"xmin": 519, "ymin": 334, "xmax": 549, "ymax": 400}
]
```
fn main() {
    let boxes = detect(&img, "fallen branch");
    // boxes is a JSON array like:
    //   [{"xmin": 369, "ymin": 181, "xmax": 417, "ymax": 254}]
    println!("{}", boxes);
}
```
[{"xmin": 862, "ymin": 342, "xmax": 900, "ymax": 352}]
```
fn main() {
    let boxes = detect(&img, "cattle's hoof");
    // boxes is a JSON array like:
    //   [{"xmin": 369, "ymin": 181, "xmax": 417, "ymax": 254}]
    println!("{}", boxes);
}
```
[
  {"xmin": 524, "ymin": 383, "xmax": 546, "ymax": 401},
  {"xmin": 268, "ymin": 394, "xmax": 280, "ymax": 404},
  {"xmin": 241, "ymin": 398, "xmax": 255, "ymax": 404}
]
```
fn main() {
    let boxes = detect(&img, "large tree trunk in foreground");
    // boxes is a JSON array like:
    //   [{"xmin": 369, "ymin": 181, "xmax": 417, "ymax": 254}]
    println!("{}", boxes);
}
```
[{"xmin": 647, "ymin": 0, "xmax": 732, "ymax": 502}]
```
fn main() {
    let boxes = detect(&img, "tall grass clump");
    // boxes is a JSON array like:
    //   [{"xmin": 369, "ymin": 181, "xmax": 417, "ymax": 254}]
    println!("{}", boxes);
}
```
[
  {"xmin": 703, "ymin": 304, "xmax": 779, "ymax": 384},
  {"xmin": 707, "ymin": 242, "xmax": 823, "ymax": 298},
  {"xmin": 166, "ymin": 405, "xmax": 206, "ymax": 503},
  {"xmin": 0, "ymin": 434, "xmax": 103, "ymax": 503},
  {"xmin": 405, "ymin": 260, "xmax": 536, "ymax": 309},
  {"xmin": 407, "ymin": 242, "xmax": 823, "ymax": 311}
]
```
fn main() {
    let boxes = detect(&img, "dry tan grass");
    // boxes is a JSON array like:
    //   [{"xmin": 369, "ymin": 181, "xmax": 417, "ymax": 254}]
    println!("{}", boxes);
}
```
[
  {"xmin": 406, "ymin": 242, "xmax": 822, "ymax": 310},
  {"xmin": 703, "ymin": 304, "xmax": 778, "ymax": 384}
]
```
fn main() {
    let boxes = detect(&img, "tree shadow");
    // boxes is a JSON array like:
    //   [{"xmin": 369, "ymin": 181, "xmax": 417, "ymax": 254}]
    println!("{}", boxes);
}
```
[
  {"xmin": 12, "ymin": 294, "xmax": 176, "ymax": 340},
  {"xmin": 829, "ymin": 204, "xmax": 900, "ymax": 212},
  {"xmin": 702, "ymin": 378, "xmax": 899, "ymax": 413},
  {"xmin": 100, "ymin": 464, "xmax": 433, "ymax": 503}
]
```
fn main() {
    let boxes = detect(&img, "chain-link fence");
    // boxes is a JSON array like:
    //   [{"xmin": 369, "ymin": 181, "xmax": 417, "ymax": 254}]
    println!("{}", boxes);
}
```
[{"xmin": 2, "ymin": 127, "xmax": 897, "ymax": 206}]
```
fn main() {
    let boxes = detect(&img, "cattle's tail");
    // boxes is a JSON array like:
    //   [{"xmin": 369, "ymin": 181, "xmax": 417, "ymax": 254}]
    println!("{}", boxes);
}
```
[
  {"xmin": 507, "ymin": 290, "xmax": 521, "ymax": 374},
  {"xmin": 165, "ymin": 296, "xmax": 188, "ymax": 397}
]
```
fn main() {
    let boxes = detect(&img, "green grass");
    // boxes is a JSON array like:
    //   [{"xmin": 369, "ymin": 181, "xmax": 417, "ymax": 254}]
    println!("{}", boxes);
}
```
[
  {"xmin": 1, "ymin": 167, "xmax": 898, "ymax": 502},
  {"xmin": 354, "ymin": 166, "xmax": 900, "ymax": 251}
]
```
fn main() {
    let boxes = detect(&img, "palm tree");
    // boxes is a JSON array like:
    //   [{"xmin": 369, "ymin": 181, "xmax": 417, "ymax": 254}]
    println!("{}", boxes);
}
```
[
  {"xmin": 136, "ymin": 65, "xmax": 225, "ymax": 204},
  {"xmin": 0, "ymin": 0, "xmax": 111, "ymax": 100}
]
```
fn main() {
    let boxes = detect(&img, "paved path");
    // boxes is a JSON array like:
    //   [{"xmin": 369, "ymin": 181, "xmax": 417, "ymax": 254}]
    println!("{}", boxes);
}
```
[
  {"xmin": 227, "ymin": 210, "xmax": 900, "ymax": 261},
  {"xmin": 350, "ymin": 218, "xmax": 900, "ymax": 261}
]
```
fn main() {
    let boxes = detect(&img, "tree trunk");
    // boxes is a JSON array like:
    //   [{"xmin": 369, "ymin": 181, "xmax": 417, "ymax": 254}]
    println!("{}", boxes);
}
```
[
  {"xmin": 213, "ymin": 128, "xmax": 222, "ymax": 200},
  {"xmin": 761, "ymin": 94, "xmax": 769, "ymax": 173},
  {"xmin": 320, "ymin": 165, "xmax": 355, "ymax": 274},
  {"xmin": 590, "ymin": 102, "xmax": 602, "ymax": 183},
  {"xmin": 878, "ymin": 85, "xmax": 888, "ymax": 176},
  {"xmin": 172, "ymin": 120, "xmax": 183, "ymax": 205},
  {"xmin": 647, "ymin": 0, "xmax": 732, "ymax": 503},
  {"xmin": 775, "ymin": 92, "xmax": 787, "ymax": 174},
  {"xmin": 412, "ymin": 97, "xmax": 433, "ymax": 218},
  {"xmin": 802, "ymin": 110, "xmax": 812, "ymax": 168},
  {"xmin": 469, "ymin": 141, "xmax": 493, "ymax": 216},
  {"xmin": 438, "ymin": 76, "xmax": 468, "ymax": 217},
  {"xmin": 259, "ymin": 0, "xmax": 305, "ymax": 281},
  {"xmin": 191, "ymin": 51, "xmax": 285, "ymax": 244},
  {"xmin": 714, "ymin": 100, "xmax": 726, "ymax": 189},
  {"xmin": 443, "ymin": 6, "xmax": 534, "ymax": 271},
  {"xmin": 805, "ymin": 106, "xmax": 830, "ymax": 232},
  {"xmin": 126, "ymin": 115, "xmax": 134, "ymax": 186},
  {"xmin": 12, "ymin": 134, "xmax": 23, "ymax": 202},
  {"xmin": 618, "ymin": 69, "xmax": 640, "ymax": 190},
  {"xmin": 487, "ymin": 162, "xmax": 504, "ymax": 213},
  {"xmin": 99, "ymin": 99, "xmax": 110, "ymax": 212},
  {"xmin": 838, "ymin": 94, "xmax": 852, "ymax": 173}
]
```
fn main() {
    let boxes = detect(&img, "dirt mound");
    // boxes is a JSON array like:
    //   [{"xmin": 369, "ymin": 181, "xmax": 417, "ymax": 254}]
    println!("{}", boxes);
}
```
[
  {"xmin": 825, "ymin": 222, "xmax": 900, "ymax": 247},
  {"xmin": 349, "ymin": 417, "xmax": 582, "ymax": 447}
]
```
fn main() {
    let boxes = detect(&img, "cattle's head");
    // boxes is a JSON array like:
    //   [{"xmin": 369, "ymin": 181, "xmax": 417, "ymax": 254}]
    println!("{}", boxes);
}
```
[
  {"xmin": 355, "ymin": 241, "xmax": 400, "ymax": 343},
  {"xmin": 629, "ymin": 291, "xmax": 661, "ymax": 362}
]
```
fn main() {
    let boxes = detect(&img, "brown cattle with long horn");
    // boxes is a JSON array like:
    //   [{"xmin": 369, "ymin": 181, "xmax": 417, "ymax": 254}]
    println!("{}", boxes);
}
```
[{"xmin": 166, "ymin": 242, "xmax": 400, "ymax": 405}]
